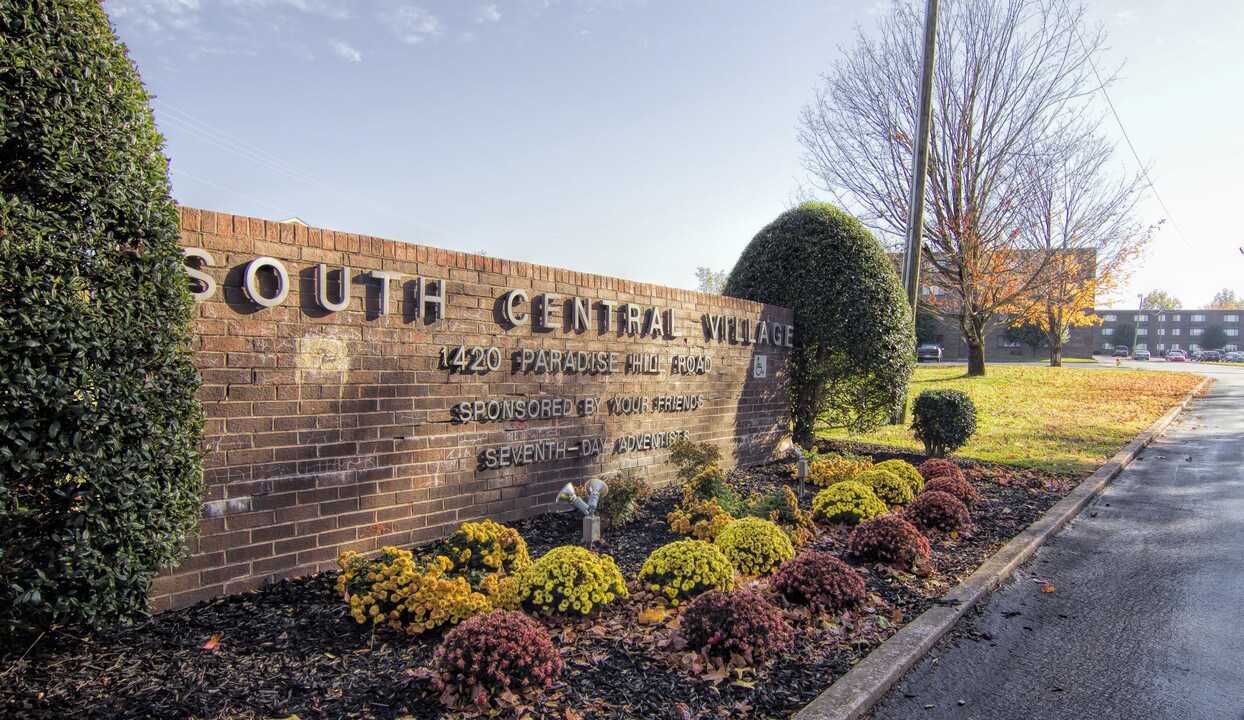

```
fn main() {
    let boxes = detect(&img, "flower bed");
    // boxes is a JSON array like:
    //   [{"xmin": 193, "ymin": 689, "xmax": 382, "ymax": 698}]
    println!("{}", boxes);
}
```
[{"xmin": 0, "ymin": 446, "xmax": 1077, "ymax": 720}]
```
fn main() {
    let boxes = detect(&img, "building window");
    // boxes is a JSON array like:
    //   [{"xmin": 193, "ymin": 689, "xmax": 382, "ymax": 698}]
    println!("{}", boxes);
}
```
[
  {"xmin": 1137, "ymin": 328, "xmax": 1148, "ymax": 336},
  {"xmin": 1156, "ymin": 343, "xmax": 1166, "ymax": 351},
  {"xmin": 1228, "ymin": 329, "xmax": 1240, "ymax": 337},
  {"xmin": 1136, "ymin": 343, "xmax": 1148, "ymax": 350},
  {"xmin": 1227, "ymin": 344, "xmax": 1239, "ymax": 351},
  {"xmin": 1102, "ymin": 313, "xmax": 1117, "ymax": 321},
  {"xmin": 1103, "ymin": 343, "xmax": 1113, "ymax": 350},
  {"xmin": 1158, "ymin": 314, "xmax": 1166, "ymax": 322},
  {"xmin": 1172, "ymin": 343, "xmax": 1182, "ymax": 351},
  {"xmin": 998, "ymin": 336, "xmax": 1022, "ymax": 348},
  {"xmin": 1191, "ymin": 328, "xmax": 1204, "ymax": 336},
  {"xmin": 1227, "ymin": 315, "xmax": 1240, "ymax": 323},
  {"xmin": 1158, "ymin": 328, "xmax": 1166, "ymax": 336},
  {"xmin": 1192, "ymin": 314, "xmax": 1206, "ymax": 322},
  {"xmin": 1171, "ymin": 314, "xmax": 1181, "ymax": 322},
  {"xmin": 1102, "ymin": 328, "xmax": 1114, "ymax": 336},
  {"xmin": 1190, "ymin": 344, "xmax": 1200, "ymax": 352},
  {"xmin": 1171, "ymin": 329, "xmax": 1181, "ymax": 336},
  {"xmin": 1136, "ymin": 314, "xmax": 1148, "ymax": 322}
]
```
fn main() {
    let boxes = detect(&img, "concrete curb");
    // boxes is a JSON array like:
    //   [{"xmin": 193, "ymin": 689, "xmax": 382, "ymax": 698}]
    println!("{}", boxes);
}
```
[{"xmin": 793, "ymin": 376, "xmax": 1211, "ymax": 720}]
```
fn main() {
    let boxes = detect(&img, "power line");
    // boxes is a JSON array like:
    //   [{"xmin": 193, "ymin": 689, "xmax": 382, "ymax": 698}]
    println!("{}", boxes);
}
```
[
  {"xmin": 1060, "ymin": 0, "xmax": 1193, "ymax": 248},
  {"xmin": 170, "ymin": 167, "xmax": 301, "ymax": 218},
  {"xmin": 150, "ymin": 99, "xmax": 476, "ymax": 247}
]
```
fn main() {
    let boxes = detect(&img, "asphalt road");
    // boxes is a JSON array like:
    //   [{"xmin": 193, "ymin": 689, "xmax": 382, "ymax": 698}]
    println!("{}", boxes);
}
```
[{"xmin": 869, "ymin": 362, "xmax": 1244, "ymax": 720}]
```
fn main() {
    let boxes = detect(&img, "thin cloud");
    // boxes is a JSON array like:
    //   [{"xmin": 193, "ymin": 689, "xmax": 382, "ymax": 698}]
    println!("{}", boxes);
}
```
[
  {"xmin": 1115, "ymin": 9, "xmax": 1139, "ymax": 25},
  {"xmin": 384, "ymin": 2, "xmax": 444, "ymax": 44},
  {"xmin": 476, "ymin": 3, "xmax": 501, "ymax": 22},
  {"xmin": 329, "ymin": 38, "xmax": 362, "ymax": 61},
  {"xmin": 105, "ymin": 0, "xmax": 202, "ymax": 32}
]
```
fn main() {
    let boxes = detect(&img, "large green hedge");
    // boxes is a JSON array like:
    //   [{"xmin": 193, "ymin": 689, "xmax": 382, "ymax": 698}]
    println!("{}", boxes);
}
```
[
  {"xmin": 725, "ymin": 203, "xmax": 913, "ymax": 445},
  {"xmin": 0, "ymin": 0, "xmax": 203, "ymax": 635}
]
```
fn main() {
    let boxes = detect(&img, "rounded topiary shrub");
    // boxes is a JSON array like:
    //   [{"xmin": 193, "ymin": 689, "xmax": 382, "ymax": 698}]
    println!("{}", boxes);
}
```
[
  {"xmin": 906, "ymin": 491, "xmax": 971, "ymax": 533},
  {"xmin": 911, "ymin": 389, "xmax": 978, "ymax": 458},
  {"xmin": 771, "ymin": 551, "xmax": 866, "ymax": 611},
  {"xmin": 713, "ymin": 517, "xmax": 796, "ymax": 576},
  {"xmin": 433, "ymin": 610, "xmax": 562, "ymax": 705},
  {"xmin": 680, "ymin": 588, "xmax": 793, "ymax": 663},
  {"xmin": 808, "ymin": 454, "xmax": 873, "ymax": 488},
  {"xmin": 848, "ymin": 516, "xmax": 931, "ymax": 568},
  {"xmin": 638, "ymin": 539, "xmax": 735, "ymax": 604},
  {"xmin": 923, "ymin": 475, "xmax": 981, "ymax": 509},
  {"xmin": 724, "ymin": 202, "xmax": 914, "ymax": 446},
  {"xmin": 855, "ymin": 468, "xmax": 914, "ymax": 507},
  {"xmin": 518, "ymin": 546, "xmax": 628, "ymax": 615},
  {"xmin": 917, "ymin": 458, "xmax": 965, "ymax": 484},
  {"xmin": 874, "ymin": 459, "xmax": 924, "ymax": 494},
  {"xmin": 1, "ymin": 1, "xmax": 203, "ymax": 635},
  {"xmin": 811, "ymin": 481, "xmax": 888, "ymax": 525}
]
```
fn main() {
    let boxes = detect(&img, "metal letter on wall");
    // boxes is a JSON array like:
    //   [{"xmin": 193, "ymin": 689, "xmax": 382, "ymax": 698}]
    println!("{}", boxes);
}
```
[
  {"xmin": 244, "ymin": 256, "xmax": 290, "ymax": 308},
  {"xmin": 315, "ymin": 264, "xmax": 351, "ymax": 312},
  {"xmin": 183, "ymin": 247, "xmax": 217, "ymax": 302}
]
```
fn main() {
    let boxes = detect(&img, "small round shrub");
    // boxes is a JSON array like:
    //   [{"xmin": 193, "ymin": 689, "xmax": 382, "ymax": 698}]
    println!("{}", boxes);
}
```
[
  {"xmin": 848, "ymin": 516, "xmax": 931, "ymax": 568},
  {"xmin": 855, "ymin": 468, "xmax": 915, "ymax": 506},
  {"xmin": 713, "ymin": 517, "xmax": 796, "ymax": 576},
  {"xmin": 771, "ymin": 551, "xmax": 866, "ymax": 611},
  {"xmin": 911, "ymin": 389, "xmax": 978, "ymax": 457},
  {"xmin": 874, "ymin": 459, "xmax": 924, "ymax": 493},
  {"xmin": 923, "ymin": 475, "xmax": 981, "ymax": 509},
  {"xmin": 808, "ymin": 454, "xmax": 873, "ymax": 487},
  {"xmin": 433, "ymin": 610, "xmax": 562, "ymax": 703},
  {"xmin": 745, "ymin": 486, "xmax": 817, "ymax": 547},
  {"xmin": 595, "ymin": 472, "xmax": 653, "ymax": 527},
  {"xmin": 906, "ymin": 491, "xmax": 970, "ymax": 533},
  {"xmin": 917, "ymin": 458, "xmax": 966, "ymax": 484},
  {"xmin": 683, "ymin": 465, "xmax": 744, "ymax": 514},
  {"xmin": 638, "ymin": 540, "xmax": 735, "ymax": 604},
  {"xmin": 518, "ymin": 546, "xmax": 628, "ymax": 615},
  {"xmin": 680, "ymin": 589, "xmax": 793, "ymax": 663},
  {"xmin": 811, "ymin": 481, "xmax": 888, "ymax": 525},
  {"xmin": 337, "ymin": 548, "xmax": 491, "ymax": 633},
  {"xmin": 437, "ymin": 520, "xmax": 531, "ymax": 579}
]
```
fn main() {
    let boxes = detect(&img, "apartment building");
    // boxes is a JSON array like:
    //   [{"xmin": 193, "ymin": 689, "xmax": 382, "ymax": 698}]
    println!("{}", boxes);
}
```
[{"xmin": 1092, "ymin": 309, "xmax": 1244, "ymax": 354}]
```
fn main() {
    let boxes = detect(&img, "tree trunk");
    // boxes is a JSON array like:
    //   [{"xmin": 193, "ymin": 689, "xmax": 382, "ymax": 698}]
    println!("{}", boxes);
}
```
[
  {"xmin": 967, "ymin": 341, "xmax": 986, "ymax": 376},
  {"xmin": 1048, "ymin": 340, "xmax": 1063, "ymax": 367}
]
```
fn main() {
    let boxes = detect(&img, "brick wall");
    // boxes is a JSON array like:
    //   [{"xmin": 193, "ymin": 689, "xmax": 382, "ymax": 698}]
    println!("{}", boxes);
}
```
[{"xmin": 152, "ymin": 208, "xmax": 793, "ymax": 611}]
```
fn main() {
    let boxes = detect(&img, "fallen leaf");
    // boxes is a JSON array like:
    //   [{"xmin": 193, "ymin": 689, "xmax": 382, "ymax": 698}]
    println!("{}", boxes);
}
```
[
  {"xmin": 637, "ymin": 606, "xmax": 669, "ymax": 626},
  {"xmin": 1041, "ymin": 583, "xmax": 1056, "ymax": 593},
  {"xmin": 201, "ymin": 635, "xmax": 220, "ymax": 651}
]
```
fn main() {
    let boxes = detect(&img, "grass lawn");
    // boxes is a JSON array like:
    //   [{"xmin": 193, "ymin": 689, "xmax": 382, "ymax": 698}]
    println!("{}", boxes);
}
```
[{"xmin": 822, "ymin": 365, "xmax": 1204, "ymax": 476}]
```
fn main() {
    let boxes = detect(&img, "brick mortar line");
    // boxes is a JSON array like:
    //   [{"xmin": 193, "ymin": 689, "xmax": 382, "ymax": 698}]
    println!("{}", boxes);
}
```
[{"xmin": 793, "ymin": 375, "xmax": 1212, "ymax": 720}]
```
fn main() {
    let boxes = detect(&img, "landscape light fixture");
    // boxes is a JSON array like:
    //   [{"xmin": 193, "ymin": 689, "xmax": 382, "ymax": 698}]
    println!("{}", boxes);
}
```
[
  {"xmin": 555, "ymin": 479, "xmax": 609, "ymax": 546},
  {"xmin": 779, "ymin": 438, "xmax": 809, "ymax": 500}
]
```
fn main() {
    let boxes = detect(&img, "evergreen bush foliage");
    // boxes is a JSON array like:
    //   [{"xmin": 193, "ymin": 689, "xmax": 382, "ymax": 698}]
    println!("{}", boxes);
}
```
[
  {"xmin": 911, "ymin": 389, "xmax": 978, "ymax": 457},
  {"xmin": 1, "ymin": 0, "xmax": 203, "ymax": 635},
  {"xmin": 724, "ymin": 202, "xmax": 914, "ymax": 445}
]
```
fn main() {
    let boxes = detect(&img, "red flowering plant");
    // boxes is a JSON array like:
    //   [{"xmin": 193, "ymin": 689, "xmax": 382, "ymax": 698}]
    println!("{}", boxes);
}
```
[
  {"xmin": 679, "ymin": 588, "xmax": 793, "ymax": 666},
  {"xmin": 906, "ymin": 490, "xmax": 971, "ymax": 533},
  {"xmin": 847, "ymin": 515, "xmax": 930, "ymax": 569},
  {"xmin": 917, "ymin": 458, "xmax": 965, "ymax": 483},
  {"xmin": 770, "ymin": 551, "xmax": 866, "ymax": 611},
  {"xmin": 922, "ymin": 474, "xmax": 980, "ymax": 508},
  {"xmin": 432, "ymin": 610, "xmax": 562, "ymax": 709}
]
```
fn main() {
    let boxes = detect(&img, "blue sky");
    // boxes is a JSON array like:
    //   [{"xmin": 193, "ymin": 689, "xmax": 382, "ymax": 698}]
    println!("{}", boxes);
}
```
[{"xmin": 104, "ymin": 0, "xmax": 1244, "ymax": 308}]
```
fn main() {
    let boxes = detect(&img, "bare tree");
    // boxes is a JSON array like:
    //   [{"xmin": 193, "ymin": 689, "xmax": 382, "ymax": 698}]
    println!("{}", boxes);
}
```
[
  {"xmin": 1009, "ymin": 130, "xmax": 1150, "ymax": 366},
  {"xmin": 694, "ymin": 267, "xmax": 727, "ymax": 294},
  {"xmin": 799, "ymin": 0, "xmax": 1110, "ymax": 376}
]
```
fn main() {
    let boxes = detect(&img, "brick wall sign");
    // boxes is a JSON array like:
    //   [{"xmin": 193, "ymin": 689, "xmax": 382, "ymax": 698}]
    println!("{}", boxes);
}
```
[{"xmin": 152, "ymin": 208, "xmax": 794, "ymax": 611}]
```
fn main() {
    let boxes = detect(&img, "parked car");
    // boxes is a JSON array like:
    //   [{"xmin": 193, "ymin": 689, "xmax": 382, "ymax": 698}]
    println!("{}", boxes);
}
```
[
  {"xmin": 1133, "ymin": 349, "xmax": 1151, "ymax": 361},
  {"xmin": 1190, "ymin": 351, "xmax": 1204, "ymax": 361},
  {"xmin": 1200, "ymin": 350, "xmax": 1222, "ymax": 362},
  {"xmin": 1112, "ymin": 346, "xmax": 1130, "ymax": 358},
  {"xmin": 916, "ymin": 343, "xmax": 943, "ymax": 362},
  {"xmin": 1165, "ymin": 350, "xmax": 1187, "ymax": 362},
  {"xmin": 1226, "ymin": 352, "xmax": 1244, "ymax": 363}
]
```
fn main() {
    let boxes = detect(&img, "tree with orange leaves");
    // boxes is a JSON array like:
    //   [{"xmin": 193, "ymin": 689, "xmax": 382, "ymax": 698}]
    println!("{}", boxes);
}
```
[
  {"xmin": 1007, "ymin": 129, "xmax": 1150, "ymax": 366},
  {"xmin": 799, "ymin": 0, "xmax": 1126, "ymax": 376}
]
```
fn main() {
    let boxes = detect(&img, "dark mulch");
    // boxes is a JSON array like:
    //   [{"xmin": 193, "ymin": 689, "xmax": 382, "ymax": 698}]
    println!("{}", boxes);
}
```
[{"xmin": 0, "ymin": 446, "xmax": 1079, "ymax": 720}]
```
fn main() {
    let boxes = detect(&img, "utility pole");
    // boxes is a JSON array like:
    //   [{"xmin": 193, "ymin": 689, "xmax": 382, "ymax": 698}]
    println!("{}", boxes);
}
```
[
  {"xmin": 897, "ymin": 0, "xmax": 939, "ymax": 424},
  {"xmin": 900, "ymin": 0, "xmax": 940, "ymax": 311}
]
